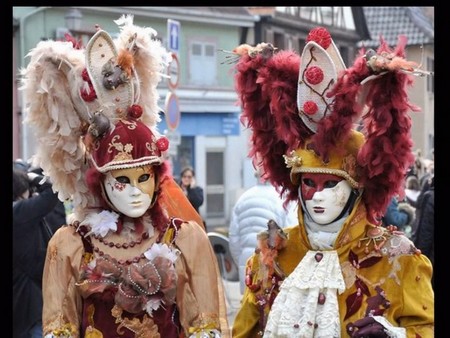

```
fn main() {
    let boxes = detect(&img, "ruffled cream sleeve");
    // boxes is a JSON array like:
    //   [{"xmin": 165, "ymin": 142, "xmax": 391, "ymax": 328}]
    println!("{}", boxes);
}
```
[
  {"xmin": 174, "ymin": 221, "xmax": 229, "ymax": 337},
  {"xmin": 42, "ymin": 226, "xmax": 84, "ymax": 337}
]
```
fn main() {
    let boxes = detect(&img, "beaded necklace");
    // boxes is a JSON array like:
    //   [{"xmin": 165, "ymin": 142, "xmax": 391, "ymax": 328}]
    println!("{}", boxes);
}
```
[{"xmin": 73, "ymin": 216, "xmax": 182, "ymax": 265}]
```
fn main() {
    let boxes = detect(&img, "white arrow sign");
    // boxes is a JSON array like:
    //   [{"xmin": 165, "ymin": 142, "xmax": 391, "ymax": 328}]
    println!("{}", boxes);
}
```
[{"xmin": 167, "ymin": 19, "xmax": 180, "ymax": 54}]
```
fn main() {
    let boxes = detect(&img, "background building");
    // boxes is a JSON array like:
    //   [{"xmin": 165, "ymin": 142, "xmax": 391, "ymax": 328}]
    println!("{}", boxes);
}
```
[{"xmin": 359, "ymin": 7, "xmax": 434, "ymax": 160}]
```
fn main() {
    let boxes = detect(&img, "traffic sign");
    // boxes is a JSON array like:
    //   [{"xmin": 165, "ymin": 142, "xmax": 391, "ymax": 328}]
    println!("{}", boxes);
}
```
[
  {"xmin": 164, "ymin": 92, "xmax": 181, "ymax": 131},
  {"xmin": 167, "ymin": 19, "xmax": 180, "ymax": 54},
  {"xmin": 167, "ymin": 52, "xmax": 180, "ymax": 90}
]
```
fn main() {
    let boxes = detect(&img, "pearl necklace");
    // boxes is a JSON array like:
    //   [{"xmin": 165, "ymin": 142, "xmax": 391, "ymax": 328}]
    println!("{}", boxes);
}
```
[
  {"xmin": 92, "ymin": 231, "xmax": 150, "ymax": 249},
  {"xmin": 73, "ymin": 221, "xmax": 152, "ymax": 265},
  {"xmin": 74, "ymin": 217, "xmax": 181, "ymax": 265}
]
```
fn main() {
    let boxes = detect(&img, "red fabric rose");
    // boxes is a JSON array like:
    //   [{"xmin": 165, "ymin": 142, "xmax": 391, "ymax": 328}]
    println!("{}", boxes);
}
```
[
  {"xmin": 303, "ymin": 101, "xmax": 318, "ymax": 115},
  {"xmin": 305, "ymin": 66, "xmax": 324, "ymax": 85}
]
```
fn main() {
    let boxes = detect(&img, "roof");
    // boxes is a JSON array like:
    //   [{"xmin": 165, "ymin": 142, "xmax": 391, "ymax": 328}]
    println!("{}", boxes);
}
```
[
  {"xmin": 175, "ymin": 7, "xmax": 254, "ymax": 18},
  {"xmin": 359, "ymin": 7, "xmax": 434, "ymax": 48}
]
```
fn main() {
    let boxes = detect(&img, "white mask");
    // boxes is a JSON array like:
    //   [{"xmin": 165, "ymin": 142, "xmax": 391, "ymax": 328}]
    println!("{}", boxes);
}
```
[
  {"xmin": 300, "ymin": 173, "xmax": 352, "ymax": 225},
  {"xmin": 103, "ymin": 165, "xmax": 156, "ymax": 218}
]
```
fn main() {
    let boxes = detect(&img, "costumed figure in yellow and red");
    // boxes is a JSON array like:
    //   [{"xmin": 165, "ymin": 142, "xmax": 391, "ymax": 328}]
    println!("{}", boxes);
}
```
[
  {"xmin": 229, "ymin": 27, "xmax": 434, "ymax": 337},
  {"xmin": 20, "ymin": 15, "xmax": 228, "ymax": 338}
]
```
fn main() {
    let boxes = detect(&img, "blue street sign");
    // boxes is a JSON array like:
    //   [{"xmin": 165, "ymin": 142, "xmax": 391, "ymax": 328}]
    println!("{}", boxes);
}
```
[{"xmin": 167, "ymin": 19, "xmax": 180, "ymax": 54}]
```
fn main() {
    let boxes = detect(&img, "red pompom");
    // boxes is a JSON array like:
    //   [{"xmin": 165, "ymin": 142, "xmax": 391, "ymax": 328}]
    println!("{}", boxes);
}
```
[
  {"xmin": 306, "ymin": 27, "xmax": 332, "ymax": 50},
  {"xmin": 128, "ymin": 104, "xmax": 143, "ymax": 119},
  {"xmin": 305, "ymin": 66, "xmax": 324, "ymax": 85},
  {"xmin": 303, "ymin": 101, "xmax": 318, "ymax": 115},
  {"xmin": 156, "ymin": 136, "xmax": 169, "ymax": 152}
]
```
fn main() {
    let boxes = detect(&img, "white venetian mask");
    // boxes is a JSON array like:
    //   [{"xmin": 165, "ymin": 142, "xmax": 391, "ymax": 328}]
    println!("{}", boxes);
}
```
[{"xmin": 103, "ymin": 165, "xmax": 156, "ymax": 218}]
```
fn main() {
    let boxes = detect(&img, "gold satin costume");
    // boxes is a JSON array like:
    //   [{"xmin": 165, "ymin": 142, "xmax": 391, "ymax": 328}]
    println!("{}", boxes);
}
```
[
  {"xmin": 42, "ymin": 220, "xmax": 229, "ymax": 337},
  {"xmin": 232, "ymin": 199, "xmax": 434, "ymax": 338}
]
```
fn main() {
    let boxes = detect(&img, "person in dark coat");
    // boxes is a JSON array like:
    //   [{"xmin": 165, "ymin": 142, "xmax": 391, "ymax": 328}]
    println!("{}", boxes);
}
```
[
  {"xmin": 179, "ymin": 166, "xmax": 204, "ymax": 213},
  {"xmin": 382, "ymin": 196, "xmax": 415, "ymax": 238},
  {"xmin": 13, "ymin": 167, "xmax": 60, "ymax": 338},
  {"xmin": 413, "ymin": 175, "xmax": 434, "ymax": 267},
  {"xmin": 28, "ymin": 166, "xmax": 67, "ymax": 232},
  {"xmin": 179, "ymin": 166, "xmax": 206, "ymax": 230}
]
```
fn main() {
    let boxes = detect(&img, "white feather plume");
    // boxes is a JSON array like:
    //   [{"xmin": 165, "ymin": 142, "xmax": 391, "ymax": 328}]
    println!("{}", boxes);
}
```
[
  {"xmin": 19, "ymin": 40, "xmax": 95, "ymax": 214},
  {"xmin": 114, "ymin": 14, "xmax": 172, "ymax": 129},
  {"xmin": 19, "ymin": 15, "xmax": 172, "ymax": 219}
]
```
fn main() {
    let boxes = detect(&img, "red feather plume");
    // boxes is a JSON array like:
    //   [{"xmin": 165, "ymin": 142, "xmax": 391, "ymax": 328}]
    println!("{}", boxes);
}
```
[
  {"xmin": 357, "ymin": 36, "xmax": 419, "ymax": 223},
  {"xmin": 234, "ymin": 48, "xmax": 312, "ymax": 203},
  {"xmin": 312, "ymin": 35, "xmax": 419, "ymax": 223}
]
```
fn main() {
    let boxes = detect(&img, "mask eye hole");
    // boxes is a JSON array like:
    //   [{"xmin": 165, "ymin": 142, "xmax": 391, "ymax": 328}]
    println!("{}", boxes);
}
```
[
  {"xmin": 139, "ymin": 174, "xmax": 150, "ymax": 183},
  {"xmin": 302, "ymin": 178, "xmax": 315, "ymax": 188},
  {"xmin": 115, "ymin": 176, "xmax": 130, "ymax": 184},
  {"xmin": 324, "ymin": 180, "xmax": 339, "ymax": 189}
]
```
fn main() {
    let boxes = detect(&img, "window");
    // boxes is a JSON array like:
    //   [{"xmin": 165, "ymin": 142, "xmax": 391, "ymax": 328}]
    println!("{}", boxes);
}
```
[
  {"xmin": 339, "ymin": 45, "xmax": 350, "ymax": 67},
  {"xmin": 274, "ymin": 32, "xmax": 285, "ymax": 50},
  {"xmin": 206, "ymin": 151, "xmax": 225, "ymax": 218},
  {"xmin": 172, "ymin": 136, "xmax": 195, "ymax": 180},
  {"xmin": 189, "ymin": 40, "xmax": 217, "ymax": 86}
]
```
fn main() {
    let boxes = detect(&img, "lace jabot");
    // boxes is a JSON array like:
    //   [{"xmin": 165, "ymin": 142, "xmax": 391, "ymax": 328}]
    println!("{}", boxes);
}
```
[{"xmin": 264, "ymin": 250, "xmax": 345, "ymax": 338}]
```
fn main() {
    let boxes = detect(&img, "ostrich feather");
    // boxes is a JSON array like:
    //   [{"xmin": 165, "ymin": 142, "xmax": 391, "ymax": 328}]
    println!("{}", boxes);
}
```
[
  {"xmin": 234, "ymin": 47, "xmax": 311, "ymax": 203},
  {"xmin": 20, "ymin": 40, "xmax": 95, "ymax": 214},
  {"xmin": 114, "ymin": 14, "xmax": 172, "ymax": 130}
]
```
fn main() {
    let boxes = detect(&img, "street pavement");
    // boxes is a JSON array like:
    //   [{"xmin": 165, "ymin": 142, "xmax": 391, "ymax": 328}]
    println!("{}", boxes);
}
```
[{"xmin": 222, "ymin": 279, "xmax": 242, "ymax": 331}]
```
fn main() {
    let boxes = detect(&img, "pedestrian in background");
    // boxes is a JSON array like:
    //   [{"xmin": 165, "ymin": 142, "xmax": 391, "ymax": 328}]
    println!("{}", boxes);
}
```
[
  {"xmin": 14, "ymin": 159, "xmax": 67, "ymax": 232},
  {"xmin": 13, "ymin": 167, "xmax": 59, "ymax": 338},
  {"xmin": 179, "ymin": 166, "xmax": 206, "ymax": 229},
  {"xmin": 404, "ymin": 174, "xmax": 421, "ymax": 207},
  {"xmin": 228, "ymin": 169, "xmax": 297, "ymax": 294},
  {"xmin": 413, "ymin": 175, "xmax": 434, "ymax": 271},
  {"xmin": 382, "ymin": 195, "xmax": 415, "ymax": 238}
]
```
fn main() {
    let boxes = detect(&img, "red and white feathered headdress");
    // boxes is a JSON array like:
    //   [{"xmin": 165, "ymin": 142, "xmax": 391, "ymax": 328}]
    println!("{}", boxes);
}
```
[
  {"xmin": 232, "ymin": 27, "xmax": 432, "ymax": 224},
  {"xmin": 20, "ymin": 15, "xmax": 172, "ymax": 216}
]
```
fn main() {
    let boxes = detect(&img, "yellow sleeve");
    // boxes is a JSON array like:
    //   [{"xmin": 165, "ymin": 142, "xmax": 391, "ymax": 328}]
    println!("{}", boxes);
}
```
[
  {"xmin": 42, "ymin": 226, "xmax": 84, "ymax": 337},
  {"xmin": 399, "ymin": 254, "xmax": 434, "ymax": 338},
  {"xmin": 231, "ymin": 254, "xmax": 262, "ymax": 338}
]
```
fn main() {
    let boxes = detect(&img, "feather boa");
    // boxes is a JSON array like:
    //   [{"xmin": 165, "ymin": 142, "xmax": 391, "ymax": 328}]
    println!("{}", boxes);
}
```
[
  {"xmin": 235, "ymin": 49, "xmax": 311, "ymax": 203},
  {"xmin": 311, "ymin": 36, "xmax": 418, "ymax": 223}
]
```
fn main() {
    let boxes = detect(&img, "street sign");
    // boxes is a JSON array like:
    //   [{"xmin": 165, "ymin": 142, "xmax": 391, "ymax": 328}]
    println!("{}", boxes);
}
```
[
  {"xmin": 164, "ymin": 92, "xmax": 181, "ymax": 131},
  {"xmin": 167, "ymin": 52, "xmax": 180, "ymax": 90},
  {"xmin": 167, "ymin": 19, "xmax": 180, "ymax": 54}
]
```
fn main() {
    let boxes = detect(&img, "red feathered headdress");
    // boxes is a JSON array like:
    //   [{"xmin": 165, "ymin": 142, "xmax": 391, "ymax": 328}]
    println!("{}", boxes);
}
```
[{"xmin": 232, "ymin": 27, "xmax": 432, "ymax": 224}]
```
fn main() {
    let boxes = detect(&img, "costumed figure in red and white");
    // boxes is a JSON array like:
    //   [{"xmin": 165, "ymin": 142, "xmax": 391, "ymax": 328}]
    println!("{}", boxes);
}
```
[
  {"xmin": 20, "ymin": 15, "xmax": 228, "ymax": 338},
  {"xmin": 229, "ymin": 27, "xmax": 434, "ymax": 337}
]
